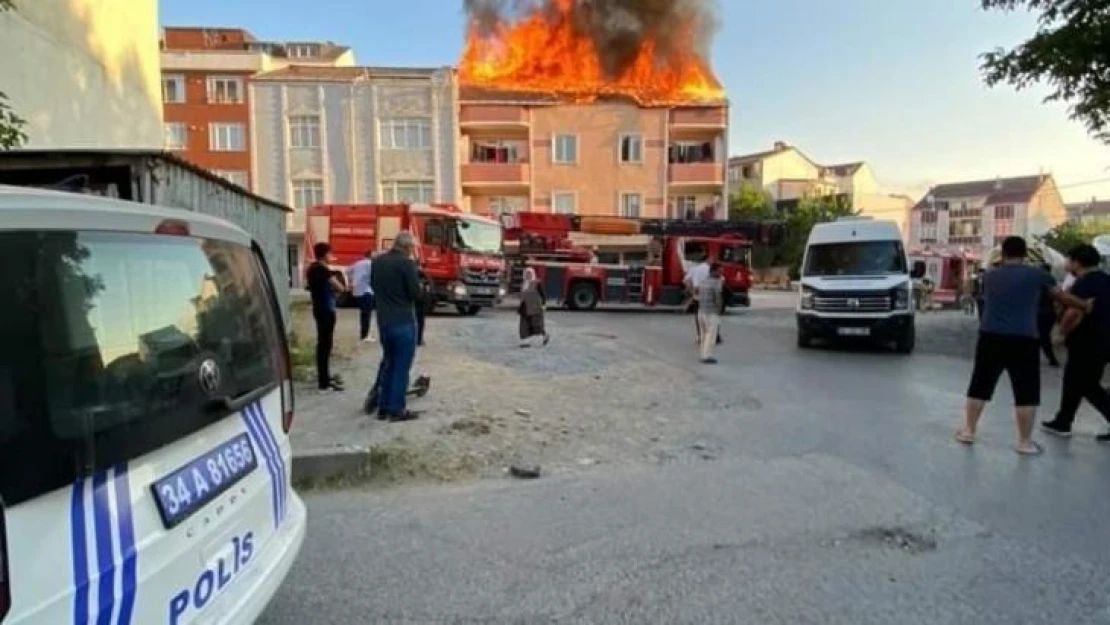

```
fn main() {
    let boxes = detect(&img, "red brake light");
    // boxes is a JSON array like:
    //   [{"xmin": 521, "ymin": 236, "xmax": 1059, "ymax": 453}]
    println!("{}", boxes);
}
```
[
  {"xmin": 155, "ymin": 219, "xmax": 191, "ymax": 236},
  {"xmin": 0, "ymin": 500, "xmax": 10, "ymax": 623}
]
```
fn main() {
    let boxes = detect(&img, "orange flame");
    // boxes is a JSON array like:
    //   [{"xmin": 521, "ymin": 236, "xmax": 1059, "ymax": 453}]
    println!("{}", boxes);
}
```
[{"xmin": 459, "ymin": 0, "xmax": 724, "ymax": 106}]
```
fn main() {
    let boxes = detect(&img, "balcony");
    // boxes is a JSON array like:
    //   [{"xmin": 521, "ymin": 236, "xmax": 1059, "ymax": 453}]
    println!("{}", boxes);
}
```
[
  {"xmin": 669, "ymin": 107, "xmax": 727, "ymax": 128},
  {"xmin": 668, "ymin": 162, "xmax": 724, "ymax": 186},
  {"xmin": 461, "ymin": 162, "xmax": 531, "ymax": 189},
  {"xmin": 459, "ymin": 105, "xmax": 529, "ymax": 131},
  {"xmin": 286, "ymin": 209, "xmax": 306, "ymax": 234}
]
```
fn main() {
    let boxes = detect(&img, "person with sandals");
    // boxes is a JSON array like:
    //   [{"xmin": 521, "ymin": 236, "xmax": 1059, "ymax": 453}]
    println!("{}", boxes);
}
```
[{"xmin": 956, "ymin": 236, "xmax": 1093, "ymax": 455}]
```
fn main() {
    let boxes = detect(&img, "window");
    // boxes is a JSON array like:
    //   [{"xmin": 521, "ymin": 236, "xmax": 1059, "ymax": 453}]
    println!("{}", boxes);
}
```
[
  {"xmin": 918, "ymin": 210, "xmax": 938, "ymax": 242},
  {"xmin": 0, "ymin": 231, "xmax": 284, "ymax": 506},
  {"xmin": 802, "ymin": 241, "xmax": 908, "ymax": 277},
  {"xmin": 289, "ymin": 115, "xmax": 321, "ymax": 149},
  {"xmin": 994, "ymin": 204, "xmax": 1016, "ymax": 244},
  {"xmin": 994, "ymin": 204, "xmax": 1015, "ymax": 220},
  {"xmin": 489, "ymin": 196, "xmax": 527, "ymax": 215},
  {"xmin": 683, "ymin": 241, "xmax": 709, "ymax": 263},
  {"xmin": 382, "ymin": 118, "xmax": 432, "ymax": 149},
  {"xmin": 553, "ymin": 134, "xmax": 578, "ymax": 164},
  {"xmin": 619, "ymin": 134, "xmax": 643, "ymax": 164},
  {"xmin": 669, "ymin": 142, "xmax": 714, "ymax": 164},
  {"xmin": 673, "ymin": 195, "xmax": 697, "ymax": 219},
  {"xmin": 292, "ymin": 179, "xmax": 325, "ymax": 210},
  {"xmin": 552, "ymin": 192, "xmax": 577, "ymax": 214},
  {"xmin": 471, "ymin": 141, "xmax": 524, "ymax": 163},
  {"xmin": 209, "ymin": 123, "xmax": 246, "ymax": 152},
  {"xmin": 287, "ymin": 43, "xmax": 319, "ymax": 58},
  {"xmin": 163, "ymin": 122, "xmax": 187, "ymax": 150},
  {"xmin": 381, "ymin": 180, "xmax": 434, "ymax": 204},
  {"xmin": 214, "ymin": 170, "xmax": 249, "ymax": 188},
  {"xmin": 619, "ymin": 193, "xmax": 642, "ymax": 218},
  {"xmin": 162, "ymin": 74, "xmax": 185, "ymax": 103},
  {"xmin": 206, "ymin": 76, "xmax": 243, "ymax": 104}
]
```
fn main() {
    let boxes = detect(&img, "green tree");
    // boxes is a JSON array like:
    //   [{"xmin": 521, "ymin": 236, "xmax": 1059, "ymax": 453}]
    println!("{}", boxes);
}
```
[
  {"xmin": 0, "ymin": 0, "xmax": 28, "ymax": 149},
  {"xmin": 728, "ymin": 182, "xmax": 773, "ymax": 221},
  {"xmin": 979, "ymin": 0, "xmax": 1110, "ymax": 144},
  {"xmin": 1039, "ymin": 220, "xmax": 1110, "ymax": 254}
]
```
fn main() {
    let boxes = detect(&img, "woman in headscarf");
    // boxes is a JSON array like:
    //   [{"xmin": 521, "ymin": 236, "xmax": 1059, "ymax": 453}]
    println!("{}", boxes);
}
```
[{"xmin": 518, "ymin": 267, "xmax": 550, "ymax": 347}]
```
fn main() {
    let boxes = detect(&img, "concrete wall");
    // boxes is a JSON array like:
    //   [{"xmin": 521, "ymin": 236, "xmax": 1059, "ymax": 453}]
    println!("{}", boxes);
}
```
[
  {"xmin": 1026, "ymin": 177, "xmax": 1068, "ymax": 238},
  {"xmin": 0, "ymin": 0, "xmax": 161, "ymax": 148},
  {"xmin": 531, "ymin": 102, "xmax": 668, "ymax": 217},
  {"xmin": 758, "ymin": 150, "xmax": 820, "ymax": 200}
]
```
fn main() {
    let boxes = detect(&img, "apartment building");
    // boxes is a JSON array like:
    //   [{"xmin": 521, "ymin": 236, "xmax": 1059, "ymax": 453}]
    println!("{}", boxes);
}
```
[
  {"xmin": 908, "ymin": 174, "xmax": 1067, "ymax": 257},
  {"xmin": 1066, "ymin": 197, "xmax": 1110, "ymax": 224},
  {"xmin": 458, "ymin": 87, "xmax": 728, "ymax": 220},
  {"xmin": 159, "ymin": 27, "xmax": 354, "ymax": 189},
  {"xmin": 250, "ymin": 65, "xmax": 459, "ymax": 281},
  {"xmin": 1, "ymin": 0, "xmax": 161, "ymax": 148}
]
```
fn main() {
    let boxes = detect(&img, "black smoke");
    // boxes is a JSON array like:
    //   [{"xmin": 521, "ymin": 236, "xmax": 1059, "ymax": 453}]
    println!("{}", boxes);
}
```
[{"xmin": 463, "ymin": 0, "xmax": 719, "ymax": 78}]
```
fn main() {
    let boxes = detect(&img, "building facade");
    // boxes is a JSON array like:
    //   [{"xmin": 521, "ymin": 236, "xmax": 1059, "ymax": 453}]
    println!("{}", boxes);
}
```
[
  {"xmin": 250, "ymin": 65, "xmax": 459, "ymax": 281},
  {"xmin": 458, "ymin": 87, "xmax": 728, "ymax": 220},
  {"xmin": 0, "ymin": 0, "xmax": 162, "ymax": 148},
  {"xmin": 907, "ymin": 174, "xmax": 1068, "ymax": 257},
  {"xmin": 1066, "ymin": 198, "xmax": 1110, "ymax": 225},
  {"xmin": 159, "ymin": 27, "xmax": 354, "ymax": 190}
]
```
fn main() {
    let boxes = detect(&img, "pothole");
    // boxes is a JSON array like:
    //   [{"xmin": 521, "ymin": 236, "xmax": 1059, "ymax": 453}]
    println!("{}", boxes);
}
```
[{"xmin": 850, "ymin": 526, "xmax": 938, "ymax": 555}]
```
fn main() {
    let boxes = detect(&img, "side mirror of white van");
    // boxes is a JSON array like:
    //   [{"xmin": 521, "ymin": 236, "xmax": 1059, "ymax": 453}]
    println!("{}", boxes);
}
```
[{"xmin": 910, "ymin": 260, "xmax": 926, "ymax": 279}]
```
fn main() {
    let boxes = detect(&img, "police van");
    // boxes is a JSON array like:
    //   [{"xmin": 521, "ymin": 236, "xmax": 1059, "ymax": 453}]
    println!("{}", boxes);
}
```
[{"xmin": 0, "ymin": 186, "xmax": 306, "ymax": 624}]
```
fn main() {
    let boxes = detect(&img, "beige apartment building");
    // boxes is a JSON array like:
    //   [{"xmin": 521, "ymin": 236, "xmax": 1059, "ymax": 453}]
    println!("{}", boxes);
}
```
[{"xmin": 458, "ymin": 87, "xmax": 728, "ymax": 220}]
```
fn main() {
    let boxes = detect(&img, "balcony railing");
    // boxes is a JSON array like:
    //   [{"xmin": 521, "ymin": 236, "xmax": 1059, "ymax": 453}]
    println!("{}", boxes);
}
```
[
  {"xmin": 668, "ymin": 162, "xmax": 724, "ymax": 185},
  {"xmin": 668, "ymin": 108, "xmax": 727, "ymax": 127},
  {"xmin": 286, "ymin": 210, "xmax": 306, "ymax": 234},
  {"xmin": 461, "ymin": 162, "xmax": 530, "ymax": 186}
]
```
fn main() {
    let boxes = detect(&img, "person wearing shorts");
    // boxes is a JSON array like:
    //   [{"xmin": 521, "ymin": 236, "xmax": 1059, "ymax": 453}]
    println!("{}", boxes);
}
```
[{"xmin": 956, "ymin": 236, "xmax": 1092, "ymax": 455}]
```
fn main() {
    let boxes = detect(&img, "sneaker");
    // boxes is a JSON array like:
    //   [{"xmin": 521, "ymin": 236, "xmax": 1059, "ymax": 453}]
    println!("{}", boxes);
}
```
[
  {"xmin": 1041, "ymin": 420, "xmax": 1073, "ymax": 438},
  {"xmin": 700, "ymin": 357, "xmax": 718, "ymax": 365},
  {"xmin": 1096, "ymin": 432, "xmax": 1110, "ymax": 444}
]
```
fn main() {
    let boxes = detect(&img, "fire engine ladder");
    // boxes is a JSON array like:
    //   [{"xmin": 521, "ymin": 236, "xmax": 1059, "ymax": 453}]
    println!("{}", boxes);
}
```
[
  {"xmin": 635, "ymin": 219, "xmax": 768, "ymax": 239},
  {"xmin": 626, "ymin": 265, "xmax": 646, "ymax": 302}
]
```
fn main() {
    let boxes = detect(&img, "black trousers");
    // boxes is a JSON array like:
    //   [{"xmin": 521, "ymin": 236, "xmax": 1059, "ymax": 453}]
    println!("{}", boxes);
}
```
[
  {"xmin": 1037, "ymin": 313, "xmax": 1058, "ymax": 365},
  {"xmin": 416, "ymin": 304, "xmax": 426, "ymax": 345},
  {"xmin": 1054, "ymin": 344, "xmax": 1110, "ymax": 428},
  {"xmin": 314, "ymin": 308, "xmax": 336, "ymax": 389}
]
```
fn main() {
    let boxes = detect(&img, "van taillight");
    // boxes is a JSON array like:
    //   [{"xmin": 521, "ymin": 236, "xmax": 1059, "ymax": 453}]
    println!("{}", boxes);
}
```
[
  {"xmin": 274, "ymin": 337, "xmax": 294, "ymax": 434},
  {"xmin": 0, "ymin": 500, "xmax": 10, "ymax": 622}
]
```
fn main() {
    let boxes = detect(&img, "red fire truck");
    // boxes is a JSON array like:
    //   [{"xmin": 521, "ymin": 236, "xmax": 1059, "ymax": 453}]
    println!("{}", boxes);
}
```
[
  {"xmin": 503, "ymin": 212, "xmax": 782, "ymax": 312},
  {"xmin": 304, "ymin": 203, "xmax": 506, "ymax": 315}
]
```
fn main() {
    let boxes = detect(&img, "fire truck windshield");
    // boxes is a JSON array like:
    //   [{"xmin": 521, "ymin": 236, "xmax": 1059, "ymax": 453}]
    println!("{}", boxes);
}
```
[
  {"xmin": 453, "ymin": 218, "xmax": 503, "ymax": 254},
  {"xmin": 720, "ymin": 244, "xmax": 751, "ymax": 267}
]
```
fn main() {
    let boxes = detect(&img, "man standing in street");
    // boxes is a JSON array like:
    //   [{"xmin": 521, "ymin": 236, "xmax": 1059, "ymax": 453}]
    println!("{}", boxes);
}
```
[
  {"xmin": 683, "ymin": 254, "xmax": 722, "ymax": 346},
  {"xmin": 306, "ymin": 242, "xmax": 345, "ymax": 393},
  {"xmin": 349, "ymin": 249, "xmax": 375, "ymax": 343},
  {"xmin": 367, "ymin": 232, "xmax": 420, "ymax": 422},
  {"xmin": 1042, "ymin": 244, "xmax": 1110, "ymax": 441},
  {"xmin": 696, "ymin": 263, "xmax": 724, "ymax": 364}
]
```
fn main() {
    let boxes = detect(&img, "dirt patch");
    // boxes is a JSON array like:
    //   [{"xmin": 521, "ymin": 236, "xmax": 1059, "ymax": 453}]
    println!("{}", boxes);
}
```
[{"xmin": 851, "ymin": 525, "xmax": 939, "ymax": 555}]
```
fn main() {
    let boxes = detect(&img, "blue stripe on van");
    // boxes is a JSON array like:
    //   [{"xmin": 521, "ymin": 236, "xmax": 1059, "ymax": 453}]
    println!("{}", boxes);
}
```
[
  {"xmin": 241, "ymin": 405, "xmax": 281, "ymax": 527},
  {"xmin": 113, "ymin": 463, "xmax": 138, "ymax": 625},
  {"xmin": 91, "ymin": 471, "xmax": 116, "ymax": 625},
  {"xmin": 70, "ymin": 479, "xmax": 90, "ymax": 625},
  {"xmin": 250, "ymin": 402, "xmax": 287, "ymax": 523}
]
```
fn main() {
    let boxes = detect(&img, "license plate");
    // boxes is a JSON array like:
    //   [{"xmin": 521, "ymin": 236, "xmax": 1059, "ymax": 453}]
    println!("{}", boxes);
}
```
[
  {"xmin": 152, "ymin": 433, "xmax": 258, "ymax": 528},
  {"xmin": 475, "ymin": 287, "xmax": 495, "ymax": 295},
  {"xmin": 837, "ymin": 327, "xmax": 871, "ymax": 337}
]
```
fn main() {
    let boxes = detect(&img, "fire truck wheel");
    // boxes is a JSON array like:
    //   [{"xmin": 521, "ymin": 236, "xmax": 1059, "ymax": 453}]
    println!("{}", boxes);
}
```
[
  {"xmin": 456, "ymin": 304, "xmax": 481, "ymax": 316},
  {"xmin": 569, "ymin": 282, "xmax": 599, "ymax": 311}
]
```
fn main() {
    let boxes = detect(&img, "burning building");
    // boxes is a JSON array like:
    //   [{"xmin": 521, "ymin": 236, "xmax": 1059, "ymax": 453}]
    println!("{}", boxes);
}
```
[{"xmin": 457, "ymin": 0, "xmax": 729, "ymax": 221}]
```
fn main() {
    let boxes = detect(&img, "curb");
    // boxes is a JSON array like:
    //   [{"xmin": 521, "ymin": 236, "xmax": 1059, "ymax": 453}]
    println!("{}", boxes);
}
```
[{"xmin": 292, "ymin": 445, "xmax": 373, "ymax": 486}]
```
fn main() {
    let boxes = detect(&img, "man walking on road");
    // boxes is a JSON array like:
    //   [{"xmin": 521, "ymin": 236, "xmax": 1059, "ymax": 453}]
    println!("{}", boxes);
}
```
[
  {"xmin": 696, "ymin": 263, "xmax": 724, "ymax": 364},
  {"xmin": 366, "ymin": 232, "xmax": 420, "ymax": 422},
  {"xmin": 1042, "ymin": 244, "xmax": 1110, "ymax": 442},
  {"xmin": 956, "ymin": 236, "xmax": 1093, "ymax": 455},
  {"xmin": 306, "ymin": 242, "xmax": 345, "ymax": 393},
  {"xmin": 684, "ymin": 254, "xmax": 722, "ymax": 347},
  {"xmin": 350, "ymin": 249, "xmax": 375, "ymax": 343}
]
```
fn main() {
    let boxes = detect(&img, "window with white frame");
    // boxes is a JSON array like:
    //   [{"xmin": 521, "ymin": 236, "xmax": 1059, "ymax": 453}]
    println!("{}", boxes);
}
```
[
  {"xmin": 673, "ymin": 195, "xmax": 697, "ymax": 219},
  {"xmin": 553, "ymin": 134, "xmax": 578, "ymax": 164},
  {"xmin": 619, "ymin": 134, "xmax": 643, "ymax": 164},
  {"xmin": 209, "ymin": 123, "xmax": 246, "ymax": 152},
  {"xmin": 382, "ymin": 118, "xmax": 432, "ymax": 149},
  {"xmin": 287, "ymin": 43, "xmax": 319, "ymax": 58},
  {"xmin": 163, "ymin": 122, "xmax": 187, "ymax": 150},
  {"xmin": 993, "ymin": 204, "xmax": 1016, "ymax": 244},
  {"xmin": 214, "ymin": 170, "xmax": 249, "ymax": 188},
  {"xmin": 162, "ymin": 75, "xmax": 185, "ymax": 103},
  {"xmin": 619, "ymin": 193, "xmax": 642, "ymax": 218},
  {"xmin": 292, "ymin": 179, "xmax": 325, "ymax": 210},
  {"xmin": 489, "ymin": 196, "xmax": 527, "ymax": 215},
  {"xmin": 381, "ymin": 180, "xmax": 434, "ymax": 204},
  {"xmin": 289, "ymin": 115, "xmax": 321, "ymax": 148},
  {"xmin": 918, "ymin": 210, "xmax": 938, "ymax": 243},
  {"xmin": 552, "ymin": 191, "xmax": 577, "ymax": 214},
  {"xmin": 206, "ymin": 76, "xmax": 243, "ymax": 104}
]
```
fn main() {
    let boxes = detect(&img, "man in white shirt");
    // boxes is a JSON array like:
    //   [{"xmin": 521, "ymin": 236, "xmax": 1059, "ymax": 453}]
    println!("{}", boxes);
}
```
[
  {"xmin": 683, "ymin": 257, "xmax": 720, "ymax": 346},
  {"xmin": 349, "ymin": 250, "xmax": 375, "ymax": 342}
]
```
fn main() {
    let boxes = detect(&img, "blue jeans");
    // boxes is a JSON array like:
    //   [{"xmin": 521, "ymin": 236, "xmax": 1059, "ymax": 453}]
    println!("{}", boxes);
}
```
[
  {"xmin": 357, "ymin": 293, "xmax": 375, "ymax": 340},
  {"xmin": 378, "ymin": 321, "xmax": 417, "ymax": 415}
]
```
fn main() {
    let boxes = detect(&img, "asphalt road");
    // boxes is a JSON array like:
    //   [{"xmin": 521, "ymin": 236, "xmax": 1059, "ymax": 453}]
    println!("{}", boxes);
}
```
[{"xmin": 262, "ymin": 299, "xmax": 1110, "ymax": 624}]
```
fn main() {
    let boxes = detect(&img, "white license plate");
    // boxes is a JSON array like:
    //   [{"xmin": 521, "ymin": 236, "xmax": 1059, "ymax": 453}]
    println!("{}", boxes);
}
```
[
  {"xmin": 475, "ymin": 287, "xmax": 495, "ymax": 295},
  {"xmin": 837, "ymin": 327, "xmax": 871, "ymax": 337}
]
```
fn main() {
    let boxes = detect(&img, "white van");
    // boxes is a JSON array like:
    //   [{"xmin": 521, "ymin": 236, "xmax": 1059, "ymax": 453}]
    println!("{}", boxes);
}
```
[
  {"xmin": 796, "ymin": 217, "xmax": 925, "ymax": 353},
  {"xmin": 0, "ymin": 186, "xmax": 305, "ymax": 624}
]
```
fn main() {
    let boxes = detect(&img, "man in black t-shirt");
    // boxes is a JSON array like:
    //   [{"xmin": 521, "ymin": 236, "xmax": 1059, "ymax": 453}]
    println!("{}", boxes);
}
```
[
  {"xmin": 305, "ymin": 242, "xmax": 345, "ymax": 392},
  {"xmin": 1043, "ymin": 244, "xmax": 1110, "ymax": 441}
]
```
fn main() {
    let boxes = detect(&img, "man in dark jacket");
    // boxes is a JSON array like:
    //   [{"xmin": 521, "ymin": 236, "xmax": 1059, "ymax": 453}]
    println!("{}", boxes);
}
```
[{"xmin": 365, "ymin": 232, "xmax": 420, "ymax": 422}]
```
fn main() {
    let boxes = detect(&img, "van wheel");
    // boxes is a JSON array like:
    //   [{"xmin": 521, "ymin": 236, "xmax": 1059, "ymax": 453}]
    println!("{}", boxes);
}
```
[
  {"xmin": 569, "ymin": 282, "xmax": 599, "ymax": 311},
  {"xmin": 895, "ymin": 330, "xmax": 915, "ymax": 354},
  {"xmin": 456, "ymin": 304, "xmax": 481, "ymax": 316}
]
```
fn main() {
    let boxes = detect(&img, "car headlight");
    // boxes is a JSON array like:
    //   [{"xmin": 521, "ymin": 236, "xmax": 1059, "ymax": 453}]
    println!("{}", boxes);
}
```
[
  {"xmin": 452, "ymin": 283, "xmax": 467, "ymax": 297},
  {"xmin": 800, "ymin": 287, "xmax": 815, "ymax": 310},
  {"xmin": 893, "ymin": 285, "xmax": 910, "ymax": 310},
  {"xmin": 498, "ymin": 286, "xmax": 507, "ymax": 298}
]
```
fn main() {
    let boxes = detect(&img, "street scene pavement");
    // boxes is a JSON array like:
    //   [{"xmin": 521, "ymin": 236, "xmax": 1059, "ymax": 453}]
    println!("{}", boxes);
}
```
[{"xmin": 264, "ymin": 294, "xmax": 1110, "ymax": 624}]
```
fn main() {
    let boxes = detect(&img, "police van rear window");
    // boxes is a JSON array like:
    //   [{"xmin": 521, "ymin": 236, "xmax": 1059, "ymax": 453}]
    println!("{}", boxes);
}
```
[{"xmin": 0, "ymin": 230, "xmax": 283, "ymax": 507}]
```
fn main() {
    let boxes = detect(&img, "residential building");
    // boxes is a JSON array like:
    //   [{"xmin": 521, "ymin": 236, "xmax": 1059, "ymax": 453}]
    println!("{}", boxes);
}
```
[
  {"xmin": 0, "ymin": 0, "xmax": 161, "ymax": 148},
  {"xmin": 160, "ymin": 27, "xmax": 354, "ymax": 190},
  {"xmin": 458, "ymin": 87, "xmax": 728, "ymax": 220},
  {"xmin": 907, "ymin": 174, "xmax": 1067, "ymax": 257},
  {"xmin": 250, "ymin": 65, "xmax": 459, "ymax": 282},
  {"xmin": 727, "ymin": 142, "xmax": 909, "ymax": 226},
  {"xmin": 1066, "ymin": 197, "xmax": 1110, "ymax": 225}
]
